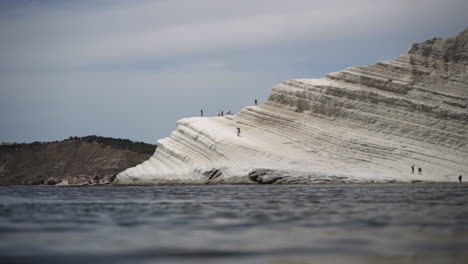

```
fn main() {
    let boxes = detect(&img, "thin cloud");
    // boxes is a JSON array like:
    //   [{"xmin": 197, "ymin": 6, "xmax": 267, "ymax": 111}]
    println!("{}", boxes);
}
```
[
  {"xmin": 1, "ymin": 0, "xmax": 467, "ymax": 69},
  {"xmin": 0, "ymin": 0, "xmax": 467, "ymax": 143}
]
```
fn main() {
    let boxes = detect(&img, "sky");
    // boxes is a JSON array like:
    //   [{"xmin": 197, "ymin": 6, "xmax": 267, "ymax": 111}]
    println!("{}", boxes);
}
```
[{"xmin": 1, "ymin": 0, "xmax": 467, "ymax": 144}]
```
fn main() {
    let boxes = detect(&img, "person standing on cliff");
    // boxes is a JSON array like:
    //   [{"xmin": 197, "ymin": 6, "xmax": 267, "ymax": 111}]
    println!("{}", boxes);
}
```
[
  {"xmin": 254, "ymin": 98, "xmax": 258, "ymax": 106},
  {"xmin": 201, "ymin": 109, "xmax": 203, "ymax": 117},
  {"xmin": 411, "ymin": 164, "xmax": 415, "ymax": 174},
  {"xmin": 236, "ymin": 127, "xmax": 241, "ymax": 137},
  {"xmin": 459, "ymin": 175, "xmax": 463, "ymax": 184}
]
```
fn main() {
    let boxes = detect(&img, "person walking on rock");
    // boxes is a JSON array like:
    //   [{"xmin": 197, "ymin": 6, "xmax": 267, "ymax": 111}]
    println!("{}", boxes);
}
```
[
  {"xmin": 411, "ymin": 164, "xmax": 415, "ymax": 174},
  {"xmin": 254, "ymin": 98, "xmax": 258, "ymax": 106},
  {"xmin": 201, "ymin": 109, "xmax": 203, "ymax": 117},
  {"xmin": 236, "ymin": 127, "xmax": 241, "ymax": 137},
  {"xmin": 418, "ymin": 167, "xmax": 422, "ymax": 175},
  {"xmin": 459, "ymin": 175, "xmax": 463, "ymax": 184}
]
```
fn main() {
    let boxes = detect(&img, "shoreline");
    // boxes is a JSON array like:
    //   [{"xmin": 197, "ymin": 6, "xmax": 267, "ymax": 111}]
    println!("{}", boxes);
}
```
[{"xmin": 2, "ymin": 181, "xmax": 463, "ymax": 187}]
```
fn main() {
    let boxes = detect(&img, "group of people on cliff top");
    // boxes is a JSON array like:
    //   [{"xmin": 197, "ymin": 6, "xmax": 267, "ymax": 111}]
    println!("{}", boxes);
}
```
[
  {"xmin": 199, "ymin": 99, "xmax": 258, "ymax": 136},
  {"xmin": 200, "ymin": 99, "xmax": 258, "ymax": 118},
  {"xmin": 411, "ymin": 164, "xmax": 463, "ymax": 183},
  {"xmin": 199, "ymin": 109, "xmax": 234, "ymax": 117},
  {"xmin": 218, "ymin": 110, "xmax": 233, "ymax": 116}
]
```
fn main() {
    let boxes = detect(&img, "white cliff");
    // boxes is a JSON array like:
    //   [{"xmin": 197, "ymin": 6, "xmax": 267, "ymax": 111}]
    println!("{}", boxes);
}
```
[{"xmin": 115, "ymin": 30, "xmax": 468, "ymax": 184}]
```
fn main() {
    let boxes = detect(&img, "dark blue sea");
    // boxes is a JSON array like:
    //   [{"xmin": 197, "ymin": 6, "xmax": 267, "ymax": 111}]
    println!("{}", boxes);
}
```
[{"xmin": 1, "ymin": 184, "xmax": 467, "ymax": 264}]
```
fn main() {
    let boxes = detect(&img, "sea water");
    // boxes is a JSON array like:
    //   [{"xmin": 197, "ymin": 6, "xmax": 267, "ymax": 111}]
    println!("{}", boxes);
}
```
[{"xmin": 1, "ymin": 184, "xmax": 467, "ymax": 264}]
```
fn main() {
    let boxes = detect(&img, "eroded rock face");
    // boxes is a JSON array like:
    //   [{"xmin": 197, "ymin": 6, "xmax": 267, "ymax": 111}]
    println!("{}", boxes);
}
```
[{"xmin": 115, "ymin": 30, "xmax": 468, "ymax": 185}]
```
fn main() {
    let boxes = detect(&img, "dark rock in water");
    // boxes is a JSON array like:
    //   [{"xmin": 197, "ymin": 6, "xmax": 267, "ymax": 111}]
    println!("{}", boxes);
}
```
[
  {"xmin": 249, "ymin": 169, "xmax": 352, "ymax": 184},
  {"xmin": 46, "ymin": 180, "xmax": 58, "ymax": 185},
  {"xmin": 31, "ymin": 180, "xmax": 45, "ymax": 185},
  {"xmin": 249, "ymin": 169, "xmax": 282, "ymax": 184}
]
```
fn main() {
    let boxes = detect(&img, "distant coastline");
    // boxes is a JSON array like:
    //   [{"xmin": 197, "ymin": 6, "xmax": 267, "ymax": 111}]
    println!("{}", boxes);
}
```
[{"xmin": 0, "ymin": 136, "xmax": 156, "ymax": 185}]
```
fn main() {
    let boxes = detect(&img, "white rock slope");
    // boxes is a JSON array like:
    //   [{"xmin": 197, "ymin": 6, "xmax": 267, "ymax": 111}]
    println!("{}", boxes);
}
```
[{"xmin": 115, "ymin": 30, "xmax": 468, "ymax": 184}]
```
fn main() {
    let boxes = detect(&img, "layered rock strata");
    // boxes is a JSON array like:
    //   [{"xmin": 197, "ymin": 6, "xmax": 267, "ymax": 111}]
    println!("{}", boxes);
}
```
[{"xmin": 115, "ymin": 30, "xmax": 468, "ymax": 184}]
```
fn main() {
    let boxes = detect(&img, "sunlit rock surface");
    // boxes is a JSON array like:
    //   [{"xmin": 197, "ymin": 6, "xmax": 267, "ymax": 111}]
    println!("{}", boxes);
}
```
[{"xmin": 115, "ymin": 30, "xmax": 468, "ymax": 184}]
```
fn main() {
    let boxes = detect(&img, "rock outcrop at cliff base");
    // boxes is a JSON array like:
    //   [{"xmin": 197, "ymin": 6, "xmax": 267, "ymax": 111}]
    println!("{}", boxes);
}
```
[{"xmin": 115, "ymin": 30, "xmax": 468, "ymax": 184}]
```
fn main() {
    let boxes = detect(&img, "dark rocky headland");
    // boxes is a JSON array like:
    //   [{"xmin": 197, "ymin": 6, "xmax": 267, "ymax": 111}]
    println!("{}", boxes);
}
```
[{"xmin": 0, "ymin": 136, "xmax": 156, "ymax": 185}]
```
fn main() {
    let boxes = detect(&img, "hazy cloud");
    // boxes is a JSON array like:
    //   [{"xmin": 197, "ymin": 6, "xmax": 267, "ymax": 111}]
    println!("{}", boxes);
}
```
[{"xmin": 1, "ymin": 0, "xmax": 467, "ymax": 143}]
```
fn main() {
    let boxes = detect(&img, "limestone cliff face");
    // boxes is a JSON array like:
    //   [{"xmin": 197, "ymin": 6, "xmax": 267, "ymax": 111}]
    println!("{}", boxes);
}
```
[{"xmin": 115, "ymin": 30, "xmax": 468, "ymax": 184}]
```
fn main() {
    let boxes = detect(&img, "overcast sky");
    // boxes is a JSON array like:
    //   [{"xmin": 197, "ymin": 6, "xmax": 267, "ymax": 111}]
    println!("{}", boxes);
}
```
[{"xmin": 1, "ymin": 0, "xmax": 467, "ymax": 144}]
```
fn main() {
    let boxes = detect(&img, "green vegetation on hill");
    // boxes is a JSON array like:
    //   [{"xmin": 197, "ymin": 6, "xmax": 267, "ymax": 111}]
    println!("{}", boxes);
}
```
[
  {"xmin": 1, "ymin": 136, "xmax": 156, "ymax": 155},
  {"xmin": 68, "ymin": 135, "xmax": 155, "ymax": 155}
]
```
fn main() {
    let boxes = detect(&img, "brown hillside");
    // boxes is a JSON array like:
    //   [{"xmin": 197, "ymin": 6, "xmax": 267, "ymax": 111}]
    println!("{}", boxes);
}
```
[{"xmin": 0, "ymin": 136, "xmax": 156, "ymax": 185}]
